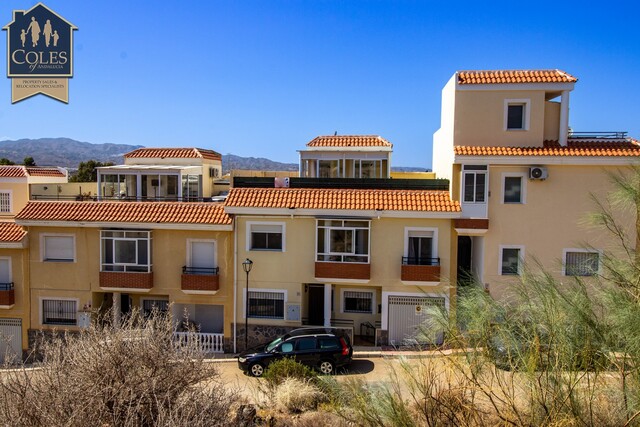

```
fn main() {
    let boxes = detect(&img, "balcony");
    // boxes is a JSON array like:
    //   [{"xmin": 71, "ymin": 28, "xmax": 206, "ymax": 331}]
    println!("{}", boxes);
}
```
[
  {"xmin": 99, "ymin": 271, "xmax": 153, "ymax": 292},
  {"xmin": 181, "ymin": 266, "xmax": 220, "ymax": 294},
  {"xmin": 0, "ymin": 282, "xmax": 14, "ymax": 308},
  {"xmin": 401, "ymin": 257, "xmax": 440, "ymax": 283},
  {"xmin": 315, "ymin": 262, "xmax": 370, "ymax": 281}
]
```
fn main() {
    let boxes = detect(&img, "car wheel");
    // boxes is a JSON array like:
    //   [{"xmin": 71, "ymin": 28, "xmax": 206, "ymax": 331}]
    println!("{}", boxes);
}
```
[
  {"xmin": 249, "ymin": 363, "xmax": 264, "ymax": 377},
  {"xmin": 318, "ymin": 360, "xmax": 335, "ymax": 375}
]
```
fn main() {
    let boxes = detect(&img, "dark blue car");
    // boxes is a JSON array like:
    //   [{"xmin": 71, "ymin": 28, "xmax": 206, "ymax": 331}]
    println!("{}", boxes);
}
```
[{"xmin": 237, "ymin": 328, "xmax": 353, "ymax": 377}]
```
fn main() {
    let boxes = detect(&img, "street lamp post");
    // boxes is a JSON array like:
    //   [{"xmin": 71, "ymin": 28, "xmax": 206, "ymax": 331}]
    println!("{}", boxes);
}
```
[{"xmin": 242, "ymin": 258, "xmax": 253, "ymax": 351}]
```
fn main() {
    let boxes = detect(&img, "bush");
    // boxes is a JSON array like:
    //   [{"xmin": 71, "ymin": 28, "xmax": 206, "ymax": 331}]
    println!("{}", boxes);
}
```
[
  {"xmin": 262, "ymin": 357, "xmax": 317, "ymax": 388},
  {"xmin": 274, "ymin": 378, "xmax": 326, "ymax": 413},
  {"xmin": 0, "ymin": 308, "xmax": 238, "ymax": 427}
]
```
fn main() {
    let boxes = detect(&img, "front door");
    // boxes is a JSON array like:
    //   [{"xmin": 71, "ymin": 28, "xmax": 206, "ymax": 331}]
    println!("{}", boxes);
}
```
[{"xmin": 308, "ymin": 285, "xmax": 325, "ymax": 326}]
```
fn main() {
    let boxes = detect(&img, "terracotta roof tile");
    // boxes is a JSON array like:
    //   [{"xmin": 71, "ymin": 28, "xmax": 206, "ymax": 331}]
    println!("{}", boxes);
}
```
[
  {"xmin": 226, "ymin": 188, "xmax": 460, "ymax": 212},
  {"xmin": 16, "ymin": 201, "xmax": 232, "ymax": 225},
  {"xmin": 457, "ymin": 69, "xmax": 577, "ymax": 85},
  {"xmin": 124, "ymin": 148, "xmax": 222, "ymax": 161},
  {"xmin": 25, "ymin": 167, "xmax": 66, "ymax": 177},
  {"xmin": 0, "ymin": 166, "xmax": 27, "ymax": 177},
  {"xmin": 306, "ymin": 135, "xmax": 393, "ymax": 148},
  {"xmin": 454, "ymin": 139, "xmax": 640, "ymax": 157},
  {"xmin": 0, "ymin": 222, "xmax": 26, "ymax": 242}
]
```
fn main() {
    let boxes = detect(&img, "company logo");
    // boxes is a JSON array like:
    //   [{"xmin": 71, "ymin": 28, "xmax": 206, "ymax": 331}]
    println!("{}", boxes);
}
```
[{"xmin": 3, "ymin": 3, "xmax": 77, "ymax": 103}]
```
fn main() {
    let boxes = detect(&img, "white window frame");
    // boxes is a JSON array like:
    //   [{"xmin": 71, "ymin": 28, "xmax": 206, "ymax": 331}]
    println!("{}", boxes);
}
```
[
  {"xmin": 316, "ymin": 219, "xmax": 371, "ymax": 263},
  {"xmin": 461, "ymin": 165, "xmax": 488, "ymax": 204},
  {"xmin": 100, "ymin": 230, "xmax": 151, "ymax": 272},
  {"xmin": 0, "ymin": 256, "xmax": 12, "ymax": 286},
  {"xmin": 41, "ymin": 233, "xmax": 76, "ymax": 263},
  {"xmin": 501, "ymin": 172, "xmax": 527, "ymax": 204},
  {"xmin": 246, "ymin": 221, "xmax": 286, "ymax": 252},
  {"xmin": 504, "ymin": 98, "xmax": 531, "ymax": 131},
  {"xmin": 562, "ymin": 248, "xmax": 601, "ymax": 276},
  {"xmin": 340, "ymin": 288, "xmax": 375, "ymax": 314},
  {"xmin": 499, "ymin": 245, "xmax": 525, "ymax": 276},
  {"xmin": 186, "ymin": 238, "xmax": 218, "ymax": 270},
  {"xmin": 0, "ymin": 190, "xmax": 12, "ymax": 214},
  {"xmin": 244, "ymin": 288, "xmax": 287, "ymax": 319},
  {"xmin": 403, "ymin": 227, "xmax": 438, "ymax": 263},
  {"xmin": 39, "ymin": 297, "xmax": 79, "ymax": 326}
]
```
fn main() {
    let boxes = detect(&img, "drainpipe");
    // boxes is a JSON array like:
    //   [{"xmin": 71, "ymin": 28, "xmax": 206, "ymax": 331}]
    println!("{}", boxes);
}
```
[
  {"xmin": 559, "ymin": 90, "xmax": 570, "ymax": 146},
  {"xmin": 232, "ymin": 215, "xmax": 238, "ymax": 353}
]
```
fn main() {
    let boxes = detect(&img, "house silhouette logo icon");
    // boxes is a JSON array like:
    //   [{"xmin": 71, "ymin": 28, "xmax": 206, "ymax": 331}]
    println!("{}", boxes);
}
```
[{"xmin": 3, "ymin": 3, "xmax": 77, "ymax": 103}]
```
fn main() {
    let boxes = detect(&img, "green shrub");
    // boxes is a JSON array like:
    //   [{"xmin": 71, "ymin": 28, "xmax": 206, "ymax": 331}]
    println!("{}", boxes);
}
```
[{"xmin": 262, "ymin": 357, "xmax": 317, "ymax": 387}]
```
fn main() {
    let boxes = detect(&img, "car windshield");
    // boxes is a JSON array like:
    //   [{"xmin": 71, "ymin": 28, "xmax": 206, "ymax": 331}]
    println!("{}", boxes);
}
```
[{"xmin": 265, "ymin": 337, "xmax": 283, "ymax": 352}]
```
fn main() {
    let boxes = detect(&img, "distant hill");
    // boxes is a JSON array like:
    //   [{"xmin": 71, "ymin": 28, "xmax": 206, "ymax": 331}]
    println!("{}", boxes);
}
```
[
  {"xmin": 0, "ymin": 138, "xmax": 143, "ymax": 168},
  {"xmin": 0, "ymin": 138, "xmax": 427, "ymax": 172}
]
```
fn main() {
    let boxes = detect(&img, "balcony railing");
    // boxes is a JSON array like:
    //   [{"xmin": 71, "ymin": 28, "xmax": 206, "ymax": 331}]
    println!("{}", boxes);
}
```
[
  {"xmin": 568, "ymin": 131, "xmax": 628, "ymax": 139},
  {"xmin": 0, "ymin": 282, "xmax": 14, "ymax": 290},
  {"xmin": 30, "ymin": 195, "xmax": 217, "ymax": 202},
  {"xmin": 0, "ymin": 282, "xmax": 15, "ymax": 307},
  {"xmin": 401, "ymin": 258, "xmax": 441, "ymax": 282},
  {"xmin": 99, "ymin": 271, "xmax": 154, "ymax": 291},
  {"xmin": 402, "ymin": 257, "xmax": 440, "ymax": 266},
  {"xmin": 182, "ymin": 266, "xmax": 219, "ymax": 275},
  {"xmin": 181, "ymin": 266, "xmax": 220, "ymax": 293},
  {"xmin": 174, "ymin": 332, "xmax": 224, "ymax": 353}
]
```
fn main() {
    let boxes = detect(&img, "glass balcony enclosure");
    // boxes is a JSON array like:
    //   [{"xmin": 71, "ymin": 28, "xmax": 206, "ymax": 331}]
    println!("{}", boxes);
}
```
[{"xmin": 97, "ymin": 165, "xmax": 203, "ymax": 201}]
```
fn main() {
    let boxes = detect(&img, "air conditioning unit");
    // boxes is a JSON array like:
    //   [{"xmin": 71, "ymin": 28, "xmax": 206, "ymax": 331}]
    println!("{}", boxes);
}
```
[
  {"xmin": 529, "ymin": 166, "xmax": 548, "ymax": 180},
  {"xmin": 209, "ymin": 167, "xmax": 219, "ymax": 178}
]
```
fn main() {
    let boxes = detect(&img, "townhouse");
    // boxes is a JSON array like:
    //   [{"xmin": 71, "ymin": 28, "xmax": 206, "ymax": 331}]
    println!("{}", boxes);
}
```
[
  {"xmin": 7, "ymin": 148, "xmax": 236, "ymax": 361},
  {"xmin": 433, "ymin": 69, "xmax": 640, "ymax": 297},
  {"xmin": 227, "ymin": 135, "xmax": 460, "ymax": 350}
]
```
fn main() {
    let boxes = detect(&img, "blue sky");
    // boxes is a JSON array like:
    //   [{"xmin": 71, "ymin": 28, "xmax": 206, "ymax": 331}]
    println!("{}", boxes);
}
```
[{"xmin": 0, "ymin": 1, "xmax": 638, "ymax": 168}]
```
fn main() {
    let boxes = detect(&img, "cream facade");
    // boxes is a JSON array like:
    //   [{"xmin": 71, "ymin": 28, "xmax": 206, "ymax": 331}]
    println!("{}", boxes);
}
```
[{"xmin": 432, "ymin": 69, "xmax": 639, "ymax": 298}]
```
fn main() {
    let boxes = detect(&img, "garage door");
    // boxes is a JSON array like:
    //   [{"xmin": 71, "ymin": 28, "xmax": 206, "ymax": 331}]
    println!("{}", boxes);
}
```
[
  {"xmin": 0, "ymin": 318, "xmax": 22, "ymax": 364},
  {"xmin": 388, "ymin": 296, "xmax": 445, "ymax": 346}
]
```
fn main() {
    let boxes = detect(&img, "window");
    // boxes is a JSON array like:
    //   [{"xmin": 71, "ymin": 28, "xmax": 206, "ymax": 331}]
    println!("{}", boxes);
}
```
[
  {"xmin": 318, "ymin": 337, "xmax": 340, "ymax": 350},
  {"xmin": 42, "ymin": 235, "xmax": 75, "ymax": 262},
  {"xmin": 248, "ymin": 290, "xmax": 285, "ymax": 319},
  {"xmin": 319, "ymin": 160, "xmax": 343, "ymax": 178},
  {"xmin": 186, "ymin": 240, "xmax": 217, "ymax": 274},
  {"xmin": 343, "ymin": 290, "xmax": 374, "ymax": 314},
  {"xmin": 0, "ymin": 190, "xmax": 11, "ymax": 213},
  {"xmin": 317, "ymin": 219, "xmax": 370, "ymax": 263},
  {"xmin": 0, "ymin": 257, "xmax": 11, "ymax": 288},
  {"xmin": 500, "ymin": 246, "xmax": 524, "ymax": 275},
  {"xmin": 503, "ymin": 174, "xmax": 525, "ymax": 204},
  {"xmin": 404, "ymin": 228, "xmax": 437, "ymax": 265},
  {"xmin": 142, "ymin": 299, "xmax": 169, "ymax": 317},
  {"xmin": 101, "ymin": 230, "xmax": 151, "ymax": 272},
  {"xmin": 295, "ymin": 337, "xmax": 317, "ymax": 351},
  {"xmin": 504, "ymin": 99, "xmax": 530, "ymax": 131},
  {"xmin": 248, "ymin": 222, "xmax": 284, "ymax": 251},
  {"xmin": 42, "ymin": 299, "xmax": 77, "ymax": 326},
  {"xmin": 564, "ymin": 250, "xmax": 600, "ymax": 276},
  {"xmin": 462, "ymin": 165, "xmax": 487, "ymax": 203}
]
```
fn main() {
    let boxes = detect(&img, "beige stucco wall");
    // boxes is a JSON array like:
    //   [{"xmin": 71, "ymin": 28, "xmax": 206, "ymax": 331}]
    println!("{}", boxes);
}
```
[
  {"xmin": 453, "ymin": 90, "xmax": 547, "ymax": 147},
  {"xmin": 0, "ymin": 247, "xmax": 29, "ymax": 350},
  {"xmin": 543, "ymin": 101, "xmax": 561, "ymax": 141},
  {"xmin": 26, "ymin": 226, "xmax": 234, "ymax": 338},
  {"xmin": 480, "ymin": 164, "xmax": 634, "ymax": 299},
  {"xmin": 0, "ymin": 181, "xmax": 29, "ymax": 218},
  {"xmin": 234, "ymin": 215, "xmax": 455, "ymax": 331}
]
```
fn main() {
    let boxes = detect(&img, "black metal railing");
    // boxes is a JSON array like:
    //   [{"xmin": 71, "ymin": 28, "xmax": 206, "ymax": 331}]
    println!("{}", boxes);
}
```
[
  {"xmin": 569, "ymin": 131, "xmax": 628, "ymax": 139},
  {"xmin": 182, "ymin": 266, "xmax": 219, "ymax": 275},
  {"xmin": 0, "ymin": 282, "xmax": 14, "ymax": 291},
  {"xmin": 31, "ymin": 195, "xmax": 221, "ymax": 202},
  {"xmin": 234, "ymin": 176, "xmax": 450, "ymax": 191},
  {"xmin": 402, "ymin": 257, "xmax": 440, "ymax": 266}
]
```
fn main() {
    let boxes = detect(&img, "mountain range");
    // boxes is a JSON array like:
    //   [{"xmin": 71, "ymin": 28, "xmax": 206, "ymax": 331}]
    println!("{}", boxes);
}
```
[{"xmin": 0, "ymin": 138, "xmax": 426, "ymax": 172}]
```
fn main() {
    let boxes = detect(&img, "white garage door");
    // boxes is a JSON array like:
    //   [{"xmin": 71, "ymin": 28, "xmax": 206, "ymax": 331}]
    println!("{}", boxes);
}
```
[
  {"xmin": 0, "ymin": 318, "xmax": 22, "ymax": 364},
  {"xmin": 388, "ymin": 296, "xmax": 445, "ymax": 346}
]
